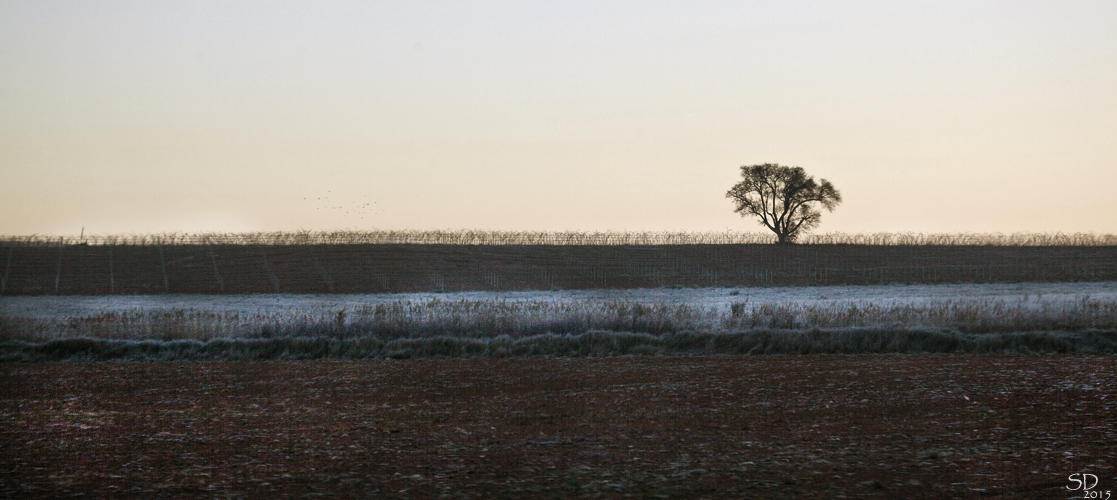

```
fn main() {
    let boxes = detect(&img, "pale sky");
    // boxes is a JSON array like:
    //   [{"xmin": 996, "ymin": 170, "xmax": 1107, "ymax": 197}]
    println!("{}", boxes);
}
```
[{"xmin": 2, "ymin": 1, "xmax": 1115, "ymax": 236}]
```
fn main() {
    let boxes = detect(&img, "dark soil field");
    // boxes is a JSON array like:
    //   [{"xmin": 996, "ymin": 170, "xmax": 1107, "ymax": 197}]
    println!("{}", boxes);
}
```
[
  {"xmin": 3, "ymin": 355, "xmax": 1115, "ymax": 498},
  {"xmin": 4, "ymin": 243, "xmax": 1117, "ymax": 295}
]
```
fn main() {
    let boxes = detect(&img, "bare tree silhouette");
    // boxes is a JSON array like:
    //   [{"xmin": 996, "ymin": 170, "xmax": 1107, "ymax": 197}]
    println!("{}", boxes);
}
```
[{"xmin": 726, "ymin": 163, "xmax": 842, "ymax": 244}]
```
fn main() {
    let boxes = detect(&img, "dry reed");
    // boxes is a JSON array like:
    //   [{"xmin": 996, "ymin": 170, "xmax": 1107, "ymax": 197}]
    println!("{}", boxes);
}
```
[
  {"xmin": 3, "ymin": 230, "xmax": 1116, "ymax": 247},
  {"xmin": 4, "ymin": 297, "xmax": 1115, "ymax": 343}
]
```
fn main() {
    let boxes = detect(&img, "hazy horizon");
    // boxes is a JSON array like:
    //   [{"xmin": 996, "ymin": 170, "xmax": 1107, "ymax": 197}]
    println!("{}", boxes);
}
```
[{"xmin": 3, "ymin": 1, "xmax": 1115, "ymax": 236}]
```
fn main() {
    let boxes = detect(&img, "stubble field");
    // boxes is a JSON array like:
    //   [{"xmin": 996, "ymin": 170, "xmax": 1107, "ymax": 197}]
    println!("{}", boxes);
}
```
[
  {"xmin": 3, "ymin": 355, "xmax": 1115, "ymax": 499},
  {"xmin": 4, "ymin": 240, "xmax": 1116, "ymax": 295}
]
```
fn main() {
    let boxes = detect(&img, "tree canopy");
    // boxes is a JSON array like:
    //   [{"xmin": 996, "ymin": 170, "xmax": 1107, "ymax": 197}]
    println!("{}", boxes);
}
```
[{"xmin": 726, "ymin": 163, "xmax": 842, "ymax": 244}]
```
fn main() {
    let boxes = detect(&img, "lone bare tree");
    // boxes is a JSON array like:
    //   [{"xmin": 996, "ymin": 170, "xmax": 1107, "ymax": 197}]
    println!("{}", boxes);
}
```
[{"xmin": 726, "ymin": 163, "xmax": 841, "ymax": 244}]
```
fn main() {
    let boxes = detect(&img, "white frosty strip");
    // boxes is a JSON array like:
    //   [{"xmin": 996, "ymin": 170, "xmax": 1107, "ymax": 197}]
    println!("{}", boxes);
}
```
[{"xmin": 2, "ymin": 282, "xmax": 1116, "ymax": 320}]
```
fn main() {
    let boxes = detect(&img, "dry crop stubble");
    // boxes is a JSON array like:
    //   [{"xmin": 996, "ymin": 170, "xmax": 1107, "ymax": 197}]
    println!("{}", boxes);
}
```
[
  {"xmin": 6, "ymin": 230, "xmax": 1117, "ymax": 246},
  {"xmin": 2, "ymin": 355, "xmax": 1114, "ymax": 498}
]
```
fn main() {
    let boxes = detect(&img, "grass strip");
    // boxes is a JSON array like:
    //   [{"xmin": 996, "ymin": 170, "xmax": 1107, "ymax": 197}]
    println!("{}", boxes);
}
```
[{"xmin": 3, "ymin": 328, "xmax": 1114, "ymax": 362}]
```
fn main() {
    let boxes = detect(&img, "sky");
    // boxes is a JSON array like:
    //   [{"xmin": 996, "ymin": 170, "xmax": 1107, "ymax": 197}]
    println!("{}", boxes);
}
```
[{"xmin": 2, "ymin": 1, "xmax": 1115, "ymax": 237}]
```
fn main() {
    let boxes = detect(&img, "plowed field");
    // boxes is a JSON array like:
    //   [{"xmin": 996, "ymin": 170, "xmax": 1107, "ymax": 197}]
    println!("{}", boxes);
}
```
[{"xmin": 2, "ymin": 355, "xmax": 1115, "ymax": 498}]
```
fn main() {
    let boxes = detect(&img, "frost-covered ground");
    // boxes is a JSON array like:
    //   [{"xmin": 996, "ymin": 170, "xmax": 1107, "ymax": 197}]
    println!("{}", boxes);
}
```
[{"xmin": 3, "ymin": 282, "xmax": 1116, "ymax": 320}]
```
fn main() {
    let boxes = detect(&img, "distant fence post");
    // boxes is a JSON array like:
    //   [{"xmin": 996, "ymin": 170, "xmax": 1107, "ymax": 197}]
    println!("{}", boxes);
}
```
[
  {"xmin": 108, "ymin": 245, "xmax": 114, "ymax": 294},
  {"xmin": 261, "ymin": 247, "xmax": 280, "ymax": 293},
  {"xmin": 55, "ymin": 237, "xmax": 63, "ymax": 294},
  {"xmin": 158, "ymin": 243, "xmax": 169, "ymax": 293},
  {"xmin": 1, "ymin": 244, "xmax": 12, "ymax": 294},
  {"xmin": 207, "ymin": 243, "xmax": 225, "ymax": 292},
  {"xmin": 310, "ymin": 245, "xmax": 334, "ymax": 293}
]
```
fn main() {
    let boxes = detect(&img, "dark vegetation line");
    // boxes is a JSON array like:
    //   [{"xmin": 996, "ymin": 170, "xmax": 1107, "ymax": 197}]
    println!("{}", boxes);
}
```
[{"xmin": 3, "ymin": 328, "xmax": 1115, "ymax": 362}]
